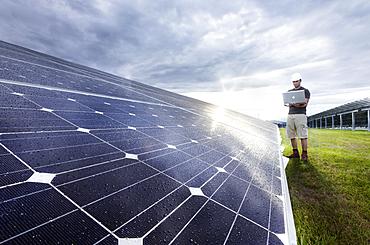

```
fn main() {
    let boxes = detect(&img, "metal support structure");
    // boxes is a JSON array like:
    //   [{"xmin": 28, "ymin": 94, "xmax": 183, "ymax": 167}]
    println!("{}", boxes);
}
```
[
  {"xmin": 339, "ymin": 114, "xmax": 342, "ymax": 129},
  {"xmin": 320, "ymin": 118, "xmax": 322, "ymax": 129},
  {"xmin": 331, "ymin": 115, "xmax": 334, "ymax": 128},
  {"xmin": 368, "ymin": 110, "xmax": 370, "ymax": 132},
  {"xmin": 324, "ymin": 117, "xmax": 327, "ymax": 128},
  {"xmin": 352, "ymin": 112, "xmax": 355, "ymax": 131}
]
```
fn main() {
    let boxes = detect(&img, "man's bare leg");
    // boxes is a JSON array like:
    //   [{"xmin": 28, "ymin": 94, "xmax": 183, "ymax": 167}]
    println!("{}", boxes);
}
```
[
  {"xmin": 301, "ymin": 138, "xmax": 308, "ymax": 160},
  {"xmin": 288, "ymin": 138, "xmax": 300, "ymax": 158},
  {"xmin": 291, "ymin": 138, "xmax": 298, "ymax": 149},
  {"xmin": 301, "ymin": 138, "xmax": 308, "ymax": 151}
]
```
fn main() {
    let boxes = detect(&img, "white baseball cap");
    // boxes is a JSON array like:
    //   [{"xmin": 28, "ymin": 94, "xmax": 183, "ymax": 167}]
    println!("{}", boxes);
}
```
[{"xmin": 291, "ymin": 72, "xmax": 302, "ymax": 81}]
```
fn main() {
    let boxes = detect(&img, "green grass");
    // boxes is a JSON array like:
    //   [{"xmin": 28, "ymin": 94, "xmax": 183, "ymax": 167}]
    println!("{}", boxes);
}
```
[{"xmin": 280, "ymin": 128, "xmax": 370, "ymax": 245}]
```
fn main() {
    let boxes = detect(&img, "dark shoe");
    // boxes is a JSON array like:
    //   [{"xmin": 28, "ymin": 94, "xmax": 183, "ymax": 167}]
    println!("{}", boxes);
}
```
[
  {"xmin": 286, "ymin": 150, "xmax": 300, "ymax": 159},
  {"xmin": 301, "ymin": 152, "xmax": 308, "ymax": 161}
]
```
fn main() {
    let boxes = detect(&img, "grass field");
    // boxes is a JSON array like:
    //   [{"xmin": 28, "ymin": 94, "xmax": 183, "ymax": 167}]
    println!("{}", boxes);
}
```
[{"xmin": 279, "ymin": 128, "xmax": 370, "ymax": 245}]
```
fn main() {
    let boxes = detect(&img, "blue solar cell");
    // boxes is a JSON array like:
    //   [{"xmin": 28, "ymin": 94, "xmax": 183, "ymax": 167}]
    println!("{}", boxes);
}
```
[
  {"xmin": 0, "ymin": 154, "xmax": 29, "ymax": 173},
  {"xmin": 186, "ymin": 167, "xmax": 219, "ymax": 188},
  {"xmin": 85, "ymin": 174, "xmax": 181, "ymax": 230},
  {"xmin": 233, "ymin": 163, "xmax": 254, "ymax": 182},
  {"xmin": 172, "ymin": 201, "xmax": 235, "ymax": 244},
  {"xmin": 212, "ymin": 175, "xmax": 249, "ymax": 212},
  {"xmin": 268, "ymin": 232, "xmax": 285, "ymax": 245},
  {"xmin": 0, "ymin": 182, "xmax": 49, "ymax": 203},
  {"xmin": 0, "ymin": 170, "xmax": 33, "ymax": 186},
  {"xmin": 10, "ymin": 210, "xmax": 109, "ymax": 244},
  {"xmin": 239, "ymin": 185, "xmax": 271, "ymax": 228},
  {"xmin": 0, "ymin": 189, "xmax": 76, "ymax": 242},
  {"xmin": 197, "ymin": 150, "xmax": 227, "ymax": 165},
  {"xmin": 36, "ymin": 151, "xmax": 126, "ymax": 173},
  {"xmin": 0, "ymin": 145, "xmax": 8, "ymax": 155},
  {"xmin": 273, "ymin": 175, "xmax": 283, "ymax": 196},
  {"xmin": 270, "ymin": 196, "xmax": 285, "ymax": 234},
  {"xmin": 115, "ymin": 185, "xmax": 190, "ymax": 238},
  {"xmin": 0, "ymin": 93, "xmax": 39, "ymax": 109},
  {"xmin": 106, "ymin": 113, "xmax": 156, "ymax": 127},
  {"xmin": 144, "ymin": 196, "xmax": 207, "ymax": 244},
  {"xmin": 26, "ymin": 95, "xmax": 94, "ymax": 112},
  {"xmin": 163, "ymin": 159, "xmax": 210, "ymax": 183},
  {"xmin": 18, "ymin": 142, "xmax": 118, "ymax": 168},
  {"xmin": 138, "ymin": 147, "xmax": 176, "ymax": 161},
  {"xmin": 0, "ymin": 108, "xmax": 76, "ymax": 132},
  {"xmin": 144, "ymin": 151, "xmax": 193, "ymax": 171},
  {"xmin": 176, "ymin": 143, "xmax": 212, "ymax": 157},
  {"xmin": 1, "ymin": 131, "xmax": 100, "ymax": 153},
  {"xmin": 202, "ymin": 173, "xmax": 229, "ymax": 196},
  {"xmin": 126, "ymin": 142, "xmax": 168, "ymax": 154},
  {"xmin": 226, "ymin": 216, "xmax": 268, "ymax": 244},
  {"xmin": 59, "ymin": 162, "xmax": 158, "ymax": 206},
  {"xmin": 54, "ymin": 157, "xmax": 137, "ymax": 185},
  {"xmin": 3, "ymin": 83, "xmax": 66, "ymax": 98}
]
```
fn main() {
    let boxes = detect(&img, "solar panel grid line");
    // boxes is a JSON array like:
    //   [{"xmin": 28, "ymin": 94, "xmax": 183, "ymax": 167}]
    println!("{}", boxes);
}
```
[
  {"xmin": 11, "ymin": 76, "xmax": 281, "ymax": 146},
  {"xmin": 214, "ymin": 155, "xmax": 266, "ymax": 242},
  {"xmin": 0, "ymin": 143, "xmax": 35, "ymax": 173},
  {"xmin": 39, "ymin": 95, "xmax": 203, "ymax": 150},
  {"xmin": 0, "ymin": 54, "xmax": 121, "ymax": 91},
  {"xmin": 0, "ymin": 150, "xmax": 115, "ymax": 243},
  {"xmin": 41, "ymin": 140, "xmax": 212, "ymax": 188},
  {"xmin": 80, "ymin": 171, "xmax": 163, "ymax": 208},
  {"xmin": 168, "ymin": 153, "xmax": 244, "ymax": 244},
  {"xmin": 34, "ymin": 151, "xmax": 127, "ymax": 174},
  {"xmin": 96, "ymin": 148, "xmax": 242, "ymax": 243},
  {"xmin": 209, "ymin": 156, "xmax": 281, "ymax": 238},
  {"xmin": 266, "ymin": 156, "xmax": 280, "ymax": 245},
  {"xmin": 13, "ymin": 141, "xmax": 109, "ymax": 154},
  {"xmin": 207, "ymin": 199, "xmax": 271, "ymax": 235},
  {"xmin": 0, "ymin": 179, "xmax": 27, "ymax": 190},
  {"xmin": 89, "ymin": 117, "xmax": 236, "ymax": 170},
  {"xmin": 54, "ymin": 161, "xmax": 143, "ymax": 188},
  {"xmin": 0, "ymin": 79, "xmax": 173, "ymax": 108},
  {"xmin": 49, "ymin": 184, "xmax": 120, "ymax": 240},
  {"xmin": 0, "ymin": 42, "xmax": 137, "ymax": 88},
  {"xmin": 0, "ymin": 186, "xmax": 52, "ymax": 205},
  {"xmin": 0, "ymin": 168, "xmax": 29, "ymax": 179},
  {"xmin": 198, "ymin": 160, "xmax": 233, "ymax": 189},
  {"xmin": 141, "ymin": 194, "xmax": 194, "ymax": 239},
  {"xmin": 2, "ymin": 54, "xmax": 178, "ymax": 106},
  {"xmin": 0, "ymin": 48, "xmax": 90, "ymax": 77},
  {"xmin": 0, "ymin": 128, "xmax": 79, "ymax": 136},
  {"xmin": 54, "ymin": 155, "xmax": 130, "ymax": 176},
  {"xmin": 3, "ymin": 76, "xmax": 274, "ymax": 146},
  {"xmin": 0, "ymin": 209, "xmax": 78, "ymax": 245},
  {"xmin": 176, "ymin": 156, "xmax": 279, "ymax": 244}
]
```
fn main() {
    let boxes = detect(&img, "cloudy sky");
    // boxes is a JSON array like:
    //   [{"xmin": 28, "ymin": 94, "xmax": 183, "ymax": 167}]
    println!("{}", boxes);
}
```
[{"xmin": 1, "ymin": 0, "xmax": 369, "ymax": 120}]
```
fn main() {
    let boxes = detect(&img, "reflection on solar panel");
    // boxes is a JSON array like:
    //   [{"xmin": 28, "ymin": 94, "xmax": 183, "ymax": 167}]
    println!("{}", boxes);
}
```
[{"xmin": 0, "ymin": 40, "xmax": 296, "ymax": 245}]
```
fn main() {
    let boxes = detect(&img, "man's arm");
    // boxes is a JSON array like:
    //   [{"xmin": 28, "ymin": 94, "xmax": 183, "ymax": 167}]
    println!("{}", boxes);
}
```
[{"xmin": 290, "ymin": 98, "xmax": 309, "ymax": 108}]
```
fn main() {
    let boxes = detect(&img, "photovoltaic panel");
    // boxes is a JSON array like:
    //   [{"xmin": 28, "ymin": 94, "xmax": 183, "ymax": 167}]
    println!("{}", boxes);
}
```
[{"xmin": 0, "ymin": 40, "xmax": 295, "ymax": 245}]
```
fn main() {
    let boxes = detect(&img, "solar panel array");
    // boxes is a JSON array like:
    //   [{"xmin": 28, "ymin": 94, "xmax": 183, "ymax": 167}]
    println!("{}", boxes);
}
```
[
  {"xmin": 308, "ymin": 98, "xmax": 370, "ymax": 130},
  {"xmin": 0, "ymin": 41, "xmax": 294, "ymax": 245},
  {"xmin": 308, "ymin": 98, "xmax": 370, "ymax": 119}
]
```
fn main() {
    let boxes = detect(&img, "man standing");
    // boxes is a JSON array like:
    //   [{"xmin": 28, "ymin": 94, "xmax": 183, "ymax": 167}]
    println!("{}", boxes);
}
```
[{"xmin": 286, "ymin": 73, "xmax": 310, "ymax": 161}]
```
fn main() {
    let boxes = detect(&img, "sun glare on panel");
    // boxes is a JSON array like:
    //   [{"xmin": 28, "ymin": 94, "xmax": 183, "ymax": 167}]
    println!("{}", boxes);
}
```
[{"xmin": 210, "ymin": 106, "xmax": 226, "ymax": 131}]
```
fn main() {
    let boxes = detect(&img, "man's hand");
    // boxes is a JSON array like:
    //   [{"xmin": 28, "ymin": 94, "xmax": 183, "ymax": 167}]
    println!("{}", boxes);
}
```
[{"xmin": 290, "ymin": 101, "xmax": 308, "ymax": 108}]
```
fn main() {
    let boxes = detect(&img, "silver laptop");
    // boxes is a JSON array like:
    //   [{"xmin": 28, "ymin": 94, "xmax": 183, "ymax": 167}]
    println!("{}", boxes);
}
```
[{"xmin": 282, "ymin": 90, "xmax": 305, "ymax": 104}]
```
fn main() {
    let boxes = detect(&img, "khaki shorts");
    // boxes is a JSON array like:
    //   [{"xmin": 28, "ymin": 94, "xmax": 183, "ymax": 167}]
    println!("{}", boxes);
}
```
[{"xmin": 286, "ymin": 114, "xmax": 308, "ymax": 139}]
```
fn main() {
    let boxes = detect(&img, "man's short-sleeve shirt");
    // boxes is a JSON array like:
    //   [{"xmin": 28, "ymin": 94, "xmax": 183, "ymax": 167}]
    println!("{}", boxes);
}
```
[{"xmin": 288, "ymin": 86, "xmax": 310, "ymax": 115}]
